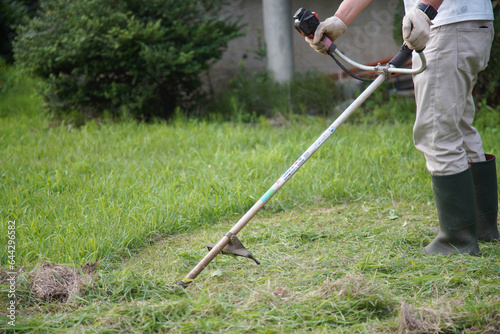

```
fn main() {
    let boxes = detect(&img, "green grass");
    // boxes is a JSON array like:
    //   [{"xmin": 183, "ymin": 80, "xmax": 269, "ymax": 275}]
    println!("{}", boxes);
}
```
[
  {"xmin": 0, "ymin": 112, "xmax": 434, "ymax": 266},
  {"xmin": 5, "ymin": 203, "xmax": 500, "ymax": 333},
  {"xmin": 1, "ymin": 69, "xmax": 499, "ymax": 332},
  {"xmin": 0, "ymin": 77, "xmax": 447, "ymax": 267}
]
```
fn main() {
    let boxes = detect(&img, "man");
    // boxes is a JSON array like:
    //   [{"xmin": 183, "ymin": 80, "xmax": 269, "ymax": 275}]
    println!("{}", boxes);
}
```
[{"xmin": 306, "ymin": 0, "xmax": 498, "ymax": 255}]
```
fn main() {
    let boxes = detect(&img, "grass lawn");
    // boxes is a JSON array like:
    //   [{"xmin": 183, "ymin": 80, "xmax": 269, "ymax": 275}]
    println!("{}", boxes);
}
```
[{"xmin": 1, "ymin": 70, "xmax": 499, "ymax": 332}]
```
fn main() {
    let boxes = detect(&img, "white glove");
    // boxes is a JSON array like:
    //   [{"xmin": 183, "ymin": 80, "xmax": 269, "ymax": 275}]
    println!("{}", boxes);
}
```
[
  {"xmin": 402, "ymin": 8, "xmax": 432, "ymax": 51},
  {"xmin": 305, "ymin": 16, "xmax": 347, "ymax": 55}
]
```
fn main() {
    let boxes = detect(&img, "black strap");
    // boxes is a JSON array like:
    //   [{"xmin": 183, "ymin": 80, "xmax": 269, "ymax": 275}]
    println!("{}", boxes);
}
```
[
  {"xmin": 327, "ymin": 52, "xmax": 375, "ymax": 83},
  {"xmin": 416, "ymin": 3, "xmax": 438, "ymax": 20}
]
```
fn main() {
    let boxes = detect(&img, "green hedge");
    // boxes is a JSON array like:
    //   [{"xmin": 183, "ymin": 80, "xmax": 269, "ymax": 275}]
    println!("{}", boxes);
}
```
[
  {"xmin": 14, "ymin": 0, "xmax": 241, "ymax": 121},
  {"xmin": 476, "ymin": 3, "xmax": 500, "ymax": 106},
  {"xmin": 0, "ymin": 0, "xmax": 38, "ymax": 63}
]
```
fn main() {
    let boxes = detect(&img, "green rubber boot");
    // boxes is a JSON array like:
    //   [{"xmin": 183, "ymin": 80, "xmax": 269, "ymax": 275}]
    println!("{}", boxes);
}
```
[
  {"xmin": 423, "ymin": 168, "xmax": 481, "ymax": 256},
  {"xmin": 471, "ymin": 154, "xmax": 500, "ymax": 242}
]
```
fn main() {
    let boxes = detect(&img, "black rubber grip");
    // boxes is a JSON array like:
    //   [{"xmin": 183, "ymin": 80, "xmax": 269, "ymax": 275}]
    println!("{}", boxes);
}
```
[
  {"xmin": 293, "ymin": 7, "xmax": 320, "ymax": 38},
  {"xmin": 388, "ymin": 44, "xmax": 413, "ymax": 68}
]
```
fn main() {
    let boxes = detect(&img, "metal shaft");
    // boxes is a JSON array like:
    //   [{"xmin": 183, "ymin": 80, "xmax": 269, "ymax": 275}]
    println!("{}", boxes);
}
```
[{"xmin": 182, "ymin": 74, "xmax": 386, "ymax": 283}]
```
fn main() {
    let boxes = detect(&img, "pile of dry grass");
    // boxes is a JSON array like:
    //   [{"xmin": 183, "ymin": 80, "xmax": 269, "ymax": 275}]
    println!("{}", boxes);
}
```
[
  {"xmin": 398, "ymin": 301, "xmax": 460, "ymax": 334},
  {"xmin": 315, "ymin": 274, "xmax": 378, "ymax": 299},
  {"xmin": 399, "ymin": 302, "xmax": 441, "ymax": 333},
  {"xmin": 29, "ymin": 262, "xmax": 97, "ymax": 303}
]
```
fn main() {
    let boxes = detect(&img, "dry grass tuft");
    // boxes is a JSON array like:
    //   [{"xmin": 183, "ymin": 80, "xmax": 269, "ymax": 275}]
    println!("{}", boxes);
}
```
[
  {"xmin": 315, "ymin": 274, "xmax": 376, "ymax": 299},
  {"xmin": 398, "ymin": 301, "xmax": 459, "ymax": 334},
  {"xmin": 467, "ymin": 313, "xmax": 500, "ymax": 334},
  {"xmin": 272, "ymin": 286, "xmax": 289, "ymax": 298},
  {"xmin": 81, "ymin": 260, "xmax": 99, "ymax": 275},
  {"xmin": 0, "ymin": 269, "xmax": 10, "ymax": 284},
  {"xmin": 399, "ymin": 302, "xmax": 439, "ymax": 333},
  {"xmin": 29, "ymin": 262, "xmax": 97, "ymax": 303}
]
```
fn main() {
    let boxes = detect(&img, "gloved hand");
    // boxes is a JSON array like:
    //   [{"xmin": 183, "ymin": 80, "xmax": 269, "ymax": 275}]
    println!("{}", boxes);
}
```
[
  {"xmin": 305, "ymin": 16, "xmax": 347, "ymax": 55},
  {"xmin": 402, "ymin": 8, "xmax": 432, "ymax": 51}
]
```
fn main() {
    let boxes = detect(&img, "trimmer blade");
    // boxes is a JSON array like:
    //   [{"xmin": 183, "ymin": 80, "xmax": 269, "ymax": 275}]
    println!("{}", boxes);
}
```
[{"xmin": 205, "ymin": 234, "xmax": 260, "ymax": 265}]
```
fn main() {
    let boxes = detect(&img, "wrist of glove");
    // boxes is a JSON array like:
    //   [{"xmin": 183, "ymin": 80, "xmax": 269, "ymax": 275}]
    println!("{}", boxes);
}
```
[
  {"xmin": 402, "ymin": 8, "xmax": 433, "ymax": 51},
  {"xmin": 305, "ymin": 16, "xmax": 347, "ymax": 55}
]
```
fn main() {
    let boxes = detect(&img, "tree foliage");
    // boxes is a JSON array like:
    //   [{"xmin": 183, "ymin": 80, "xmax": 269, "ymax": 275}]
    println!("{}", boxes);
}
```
[
  {"xmin": 14, "ymin": 0, "xmax": 242, "ymax": 120},
  {"xmin": 476, "ymin": 3, "xmax": 500, "ymax": 106},
  {"xmin": 0, "ymin": 0, "xmax": 38, "ymax": 62}
]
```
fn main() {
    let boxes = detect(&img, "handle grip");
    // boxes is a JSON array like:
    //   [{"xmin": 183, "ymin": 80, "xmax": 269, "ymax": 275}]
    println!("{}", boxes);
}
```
[
  {"xmin": 294, "ymin": 7, "xmax": 335, "ymax": 53},
  {"xmin": 293, "ymin": 7, "xmax": 319, "ymax": 38},
  {"xmin": 388, "ymin": 44, "xmax": 413, "ymax": 68}
]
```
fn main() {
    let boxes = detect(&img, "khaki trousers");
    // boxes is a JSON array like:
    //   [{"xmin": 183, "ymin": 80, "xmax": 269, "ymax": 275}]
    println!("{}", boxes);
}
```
[{"xmin": 412, "ymin": 20, "xmax": 494, "ymax": 175}]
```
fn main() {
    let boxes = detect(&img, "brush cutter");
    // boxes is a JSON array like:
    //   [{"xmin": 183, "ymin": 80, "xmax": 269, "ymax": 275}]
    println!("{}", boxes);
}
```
[{"xmin": 178, "ymin": 8, "xmax": 426, "ymax": 287}]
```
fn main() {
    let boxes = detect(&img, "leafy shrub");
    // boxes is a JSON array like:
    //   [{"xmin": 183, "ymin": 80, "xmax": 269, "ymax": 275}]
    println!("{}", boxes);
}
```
[
  {"xmin": 392, "ymin": 0, "xmax": 405, "ymax": 46},
  {"xmin": 0, "ymin": 58, "xmax": 8, "ymax": 95},
  {"xmin": 209, "ymin": 67, "xmax": 343, "ymax": 122},
  {"xmin": 474, "ymin": 100, "xmax": 500, "ymax": 130},
  {"xmin": 0, "ymin": 0, "xmax": 38, "ymax": 63},
  {"xmin": 345, "ymin": 81, "xmax": 417, "ymax": 124},
  {"xmin": 14, "ymin": 0, "xmax": 241, "ymax": 121},
  {"xmin": 476, "ymin": 3, "xmax": 500, "ymax": 106}
]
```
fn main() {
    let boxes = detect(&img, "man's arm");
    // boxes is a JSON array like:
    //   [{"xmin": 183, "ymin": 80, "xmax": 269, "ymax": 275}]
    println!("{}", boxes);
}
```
[
  {"xmin": 334, "ymin": 0, "xmax": 373, "ymax": 26},
  {"xmin": 309, "ymin": 0, "xmax": 373, "ymax": 51},
  {"xmin": 335, "ymin": 0, "xmax": 442, "ymax": 26}
]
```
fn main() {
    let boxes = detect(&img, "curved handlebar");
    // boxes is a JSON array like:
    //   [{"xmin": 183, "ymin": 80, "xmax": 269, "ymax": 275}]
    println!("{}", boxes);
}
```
[
  {"xmin": 293, "ymin": 7, "xmax": 426, "ymax": 77},
  {"xmin": 331, "ymin": 44, "xmax": 426, "ymax": 76}
]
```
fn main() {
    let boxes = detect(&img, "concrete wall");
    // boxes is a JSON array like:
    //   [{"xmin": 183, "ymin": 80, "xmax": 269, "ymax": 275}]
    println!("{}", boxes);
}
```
[{"xmin": 205, "ymin": 0, "xmax": 402, "ymax": 89}]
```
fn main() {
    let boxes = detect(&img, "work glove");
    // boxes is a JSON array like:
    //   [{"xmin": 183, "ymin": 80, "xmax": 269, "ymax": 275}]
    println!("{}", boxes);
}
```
[
  {"xmin": 402, "ymin": 8, "xmax": 432, "ymax": 51},
  {"xmin": 305, "ymin": 16, "xmax": 347, "ymax": 55}
]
